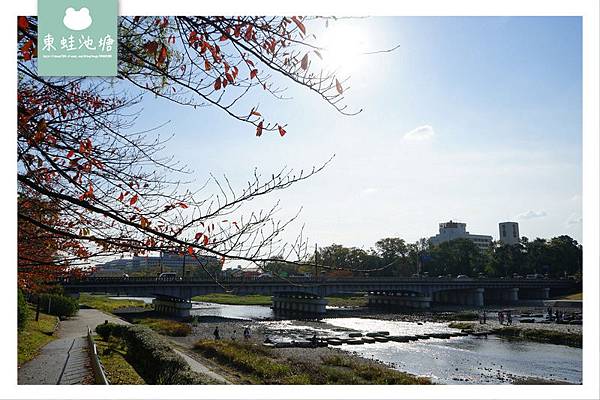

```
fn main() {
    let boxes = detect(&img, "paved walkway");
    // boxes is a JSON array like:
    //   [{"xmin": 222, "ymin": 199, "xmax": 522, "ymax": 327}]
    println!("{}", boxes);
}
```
[
  {"xmin": 172, "ymin": 348, "xmax": 231, "ymax": 384},
  {"xmin": 18, "ymin": 308, "xmax": 125, "ymax": 385}
]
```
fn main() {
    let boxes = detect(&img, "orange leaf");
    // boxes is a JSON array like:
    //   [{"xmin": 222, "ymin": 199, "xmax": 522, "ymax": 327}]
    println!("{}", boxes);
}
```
[
  {"xmin": 291, "ymin": 16, "xmax": 306, "ymax": 35},
  {"xmin": 188, "ymin": 246, "xmax": 195, "ymax": 255},
  {"xmin": 204, "ymin": 59, "xmax": 211, "ymax": 71},
  {"xmin": 256, "ymin": 121, "xmax": 264, "ymax": 137},
  {"xmin": 18, "ymin": 16, "xmax": 29, "ymax": 31},
  {"xmin": 335, "ymin": 79, "xmax": 343, "ymax": 94},
  {"xmin": 300, "ymin": 53, "xmax": 308, "ymax": 70},
  {"xmin": 214, "ymin": 77, "xmax": 222, "ymax": 90},
  {"xmin": 250, "ymin": 69, "xmax": 258, "ymax": 79},
  {"xmin": 278, "ymin": 125, "xmax": 286, "ymax": 137}
]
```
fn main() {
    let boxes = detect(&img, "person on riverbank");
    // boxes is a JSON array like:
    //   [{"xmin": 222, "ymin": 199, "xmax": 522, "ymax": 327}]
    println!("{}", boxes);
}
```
[
  {"xmin": 482, "ymin": 310, "xmax": 487, "ymax": 324},
  {"xmin": 243, "ymin": 327, "xmax": 251, "ymax": 340},
  {"xmin": 213, "ymin": 326, "xmax": 220, "ymax": 340},
  {"xmin": 498, "ymin": 311, "xmax": 504, "ymax": 325},
  {"xmin": 507, "ymin": 312, "xmax": 513, "ymax": 325}
]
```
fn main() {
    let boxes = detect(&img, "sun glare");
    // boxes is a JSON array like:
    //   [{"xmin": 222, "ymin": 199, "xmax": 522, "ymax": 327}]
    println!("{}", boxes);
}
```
[{"xmin": 319, "ymin": 22, "xmax": 368, "ymax": 75}]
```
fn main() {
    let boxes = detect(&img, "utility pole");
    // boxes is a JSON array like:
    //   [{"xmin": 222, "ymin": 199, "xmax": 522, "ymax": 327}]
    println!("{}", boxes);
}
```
[
  {"xmin": 160, "ymin": 251, "xmax": 163, "ymax": 274},
  {"xmin": 182, "ymin": 253, "xmax": 186, "ymax": 279},
  {"xmin": 314, "ymin": 243, "xmax": 318, "ymax": 280}
]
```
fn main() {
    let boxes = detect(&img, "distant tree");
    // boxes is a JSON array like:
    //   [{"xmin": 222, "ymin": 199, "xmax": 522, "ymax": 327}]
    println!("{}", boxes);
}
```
[{"xmin": 426, "ymin": 239, "xmax": 484, "ymax": 277}]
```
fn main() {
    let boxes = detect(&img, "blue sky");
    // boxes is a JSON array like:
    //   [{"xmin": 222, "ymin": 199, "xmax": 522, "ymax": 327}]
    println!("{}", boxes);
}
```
[{"xmin": 133, "ymin": 16, "xmax": 582, "ymax": 251}]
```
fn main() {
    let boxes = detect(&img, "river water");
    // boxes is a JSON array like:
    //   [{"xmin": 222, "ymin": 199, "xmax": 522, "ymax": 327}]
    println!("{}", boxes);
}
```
[{"xmin": 109, "ymin": 297, "xmax": 582, "ymax": 384}]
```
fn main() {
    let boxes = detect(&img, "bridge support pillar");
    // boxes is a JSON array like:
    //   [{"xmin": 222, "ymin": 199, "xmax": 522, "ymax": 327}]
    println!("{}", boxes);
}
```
[
  {"xmin": 503, "ymin": 288, "xmax": 519, "ymax": 303},
  {"xmin": 272, "ymin": 294, "xmax": 327, "ymax": 315},
  {"xmin": 367, "ymin": 292, "xmax": 432, "ymax": 310},
  {"xmin": 152, "ymin": 298, "xmax": 192, "ymax": 317},
  {"xmin": 519, "ymin": 287, "xmax": 550, "ymax": 300}
]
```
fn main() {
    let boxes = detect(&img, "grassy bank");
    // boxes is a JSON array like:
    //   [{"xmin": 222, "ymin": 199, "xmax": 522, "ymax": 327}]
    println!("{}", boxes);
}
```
[
  {"xmin": 558, "ymin": 292, "xmax": 582, "ymax": 300},
  {"xmin": 193, "ymin": 339, "xmax": 430, "ymax": 384},
  {"xmin": 493, "ymin": 326, "xmax": 582, "ymax": 348},
  {"xmin": 133, "ymin": 318, "xmax": 191, "ymax": 337},
  {"xmin": 18, "ymin": 306, "xmax": 58, "ymax": 365},
  {"xmin": 448, "ymin": 322, "xmax": 475, "ymax": 330},
  {"xmin": 192, "ymin": 293, "xmax": 368, "ymax": 307},
  {"xmin": 79, "ymin": 294, "xmax": 150, "ymax": 314},
  {"xmin": 191, "ymin": 293, "xmax": 271, "ymax": 305},
  {"xmin": 94, "ymin": 336, "xmax": 145, "ymax": 384}
]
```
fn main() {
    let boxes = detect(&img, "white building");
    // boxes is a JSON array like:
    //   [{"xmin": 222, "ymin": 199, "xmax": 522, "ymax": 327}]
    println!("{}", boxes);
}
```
[
  {"xmin": 429, "ymin": 220, "xmax": 493, "ymax": 251},
  {"xmin": 499, "ymin": 222, "xmax": 520, "ymax": 245}
]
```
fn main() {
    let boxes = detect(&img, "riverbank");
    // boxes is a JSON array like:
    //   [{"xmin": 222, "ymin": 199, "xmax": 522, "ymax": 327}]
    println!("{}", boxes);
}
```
[{"xmin": 168, "ymin": 319, "xmax": 430, "ymax": 384}]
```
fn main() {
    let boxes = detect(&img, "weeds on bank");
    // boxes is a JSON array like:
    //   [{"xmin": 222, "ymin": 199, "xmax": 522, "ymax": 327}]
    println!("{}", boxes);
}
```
[
  {"xmin": 133, "ymin": 318, "xmax": 191, "ymax": 337},
  {"xmin": 193, "ymin": 340, "xmax": 431, "ymax": 384}
]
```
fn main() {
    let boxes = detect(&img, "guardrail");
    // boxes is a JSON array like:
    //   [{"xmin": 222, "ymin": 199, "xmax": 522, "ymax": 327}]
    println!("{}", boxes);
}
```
[{"xmin": 86, "ymin": 327, "xmax": 109, "ymax": 385}]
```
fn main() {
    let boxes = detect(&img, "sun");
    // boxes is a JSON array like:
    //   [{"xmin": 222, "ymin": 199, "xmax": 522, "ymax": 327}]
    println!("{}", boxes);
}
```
[{"xmin": 318, "ymin": 21, "xmax": 368, "ymax": 75}]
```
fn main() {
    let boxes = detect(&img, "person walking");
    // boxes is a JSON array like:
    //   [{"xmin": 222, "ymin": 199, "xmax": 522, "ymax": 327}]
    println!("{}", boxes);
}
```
[
  {"xmin": 243, "ymin": 327, "xmax": 251, "ymax": 340},
  {"xmin": 213, "ymin": 326, "xmax": 220, "ymax": 340},
  {"xmin": 507, "ymin": 312, "xmax": 512, "ymax": 326},
  {"xmin": 482, "ymin": 310, "xmax": 487, "ymax": 324}
]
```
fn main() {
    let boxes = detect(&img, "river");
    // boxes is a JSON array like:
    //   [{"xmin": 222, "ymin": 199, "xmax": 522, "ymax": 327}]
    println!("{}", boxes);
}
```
[{"xmin": 109, "ymin": 297, "xmax": 582, "ymax": 384}]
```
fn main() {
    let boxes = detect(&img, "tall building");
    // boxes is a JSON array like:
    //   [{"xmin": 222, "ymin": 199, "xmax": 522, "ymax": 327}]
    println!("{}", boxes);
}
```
[
  {"xmin": 499, "ymin": 222, "xmax": 520, "ymax": 245},
  {"xmin": 429, "ymin": 220, "xmax": 493, "ymax": 251}
]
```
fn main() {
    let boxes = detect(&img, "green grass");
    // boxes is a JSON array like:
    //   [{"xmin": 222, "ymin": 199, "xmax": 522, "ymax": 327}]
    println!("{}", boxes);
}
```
[
  {"xmin": 79, "ymin": 293, "xmax": 150, "ymax": 314},
  {"xmin": 193, "ymin": 339, "xmax": 430, "ymax": 385},
  {"xmin": 448, "ymin": 322, "xmax": 475, "ymax": 330},
  {"xmin": 191, "ymin": 293, "xmax": 272, "ymax": 305},
  {"xmin": 94, "ymin": 336, "xmax": 145, "ymax": 384},
  {"xmin": 493, "ymin": 326, "xmax": 582, "ymax": 348},
  {"xmin": 18, "ymin": 306, "xmax": 58, "ymax": 366},
  {"xmin": 133, "ymin": 318, "xmax": 192, "ymax": 337},
  {"xmin": 192, "ymin": 293, "xmax": 368, "ymax": 308},
  {"xmin": 558, "ymin": 292, "xmax": 582, "ymax": 300},
  {"xmin": 325, "ymin": 295, "xmax": 368, "ymax": 307}
]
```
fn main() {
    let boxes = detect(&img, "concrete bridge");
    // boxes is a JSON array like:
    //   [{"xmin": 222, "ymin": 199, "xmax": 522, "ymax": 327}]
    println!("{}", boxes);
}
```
[{"xmin": 62, "ymin": 276, "xmax": 579, "ymax": 316}]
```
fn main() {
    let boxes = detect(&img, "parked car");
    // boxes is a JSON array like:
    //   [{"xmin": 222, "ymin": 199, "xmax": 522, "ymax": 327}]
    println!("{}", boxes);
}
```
[
  {"xmin": 157, "ymin": 272, "xmax": 179, "ymax": 281},
  {"xmin": 455, "ymin": 274, "xmax": 472, "ymax": 280}
]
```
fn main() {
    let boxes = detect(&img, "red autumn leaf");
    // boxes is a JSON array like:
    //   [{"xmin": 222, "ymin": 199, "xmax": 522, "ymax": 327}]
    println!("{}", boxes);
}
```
[
  {"xmin": 188, "ymin": 246, "xmax": 195, "ymax": 255},
  {"xmin": 144, "ymin": 41, "xmax": 159, "ymax": 56},
  {"xmin": 222, "ymin": 78, "xmax": 228, "ymax": 88},
  {"xmin": 278, "ymin": 125, "xmax": 286, "ymax": 137},
  {"xmin": 157, "ymin": 46, "xmax": 168, "ymax": 65},
  {"xmin": 256, "ymin": 121, "xmax": 264, "ymax": 137},
  {"xmin": 130, "ymin": 194, "xmax": 139, "ymax": 205},
  {"xmin": 18, "ymin": 16, "xmax": 29, "ymax": 31},
  {"xmin": 188, "ymin": 30, "xmax": 197, "ymax": 44},
  {"xmin": 140, "ymin": 216, "xmax": 149, "ymax": 228},
  {"xmin": 220, "ymin": 34, "xmax": 228, "ymax": 41},
  {"xmin": 250, "ymin": 69, "xmax": 258, "ymax": 79},
  {"xmin": 204, "ymin": 59, "xmax": 211, "ymax": 71},
  {"xmin": 232, "ymin": 66, "xmax": 239, "ymax": 79},
  {"xmin": 251, "ymin": 110, "xmax": 261, "ymax": 117},
  {"xmin": 179, "ymin": 202, "xmax": 188, "ymax": 209},
  {"xmin": 245, "ymin": 24, "xmax": 253, "ymax": 41},
  {"xmin": 22, "ymin": 39, "xmax": 33, "ymax": 53},
  {"xmin": 335, "ymin": 79, "xmax": 343, "ymax": 94},
  {"xmin": 291, "ymin": 16, "xmax": 306, "ymax": 35},
  {"xmin": 300, "ymin": 53, "xmax": 309, "ymax": 70},
  {"xmin": 118, "ymin": 192, "xmax": 124, "ymax": 202},
  {"xmin": 202, "ymin": 235, "xmax": 209, "ymax": 245},
  {"xmin": 234, "ymin": 24, "xmax": 242, "ymax": 37},
  {"xmin": 225, "ymin": 72, "xmax": 234, "ymax": 83},
  {"xmin": 66, "ymin": 150, "xmax": 75, "ymax": 159},
  {"xmin": 214, "ymin": 77, "xmax": 222, "ymax": 90},
  {"xmin": 194, "ymin": 232, "xmax": 203, "ymax": 241}
]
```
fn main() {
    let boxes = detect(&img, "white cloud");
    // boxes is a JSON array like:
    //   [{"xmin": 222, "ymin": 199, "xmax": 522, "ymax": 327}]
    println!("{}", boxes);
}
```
[
  {"xmin": 403, "ymin": 125, "xmax": 435, "ymax": 141},
  {"xmin": 63, "ymin": 7, "xmax": 92, "ymax": 31},
  {"xmin": 517, "ymin": 210, "xmax": 548, "ymax": 220},
  {"xmin": 361, "ymin": 187, "xmax": 378, "ymax": 195}
]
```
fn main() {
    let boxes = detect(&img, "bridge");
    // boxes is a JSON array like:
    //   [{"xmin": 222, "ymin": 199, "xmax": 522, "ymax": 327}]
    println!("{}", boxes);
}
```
[{"xmin": 62, "ymin": 276, "xmax": 580, "ymax": 317}]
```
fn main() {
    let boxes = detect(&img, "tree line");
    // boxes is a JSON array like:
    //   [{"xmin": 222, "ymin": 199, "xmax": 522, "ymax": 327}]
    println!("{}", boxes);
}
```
[{"xmin": 264, "ymin": 236, "xmax": 583, "ymax": 279}]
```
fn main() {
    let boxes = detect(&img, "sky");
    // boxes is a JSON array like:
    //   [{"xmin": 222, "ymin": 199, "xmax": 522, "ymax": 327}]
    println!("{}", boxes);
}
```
[{"xmin": 130, "ymin": 16, "xmax": 583, "ymax": 253}]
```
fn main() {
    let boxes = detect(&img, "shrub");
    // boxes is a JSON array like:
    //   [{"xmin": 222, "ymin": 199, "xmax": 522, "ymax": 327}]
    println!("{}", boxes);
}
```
[
  {"xmin": 38, "ymin": 294, "xmax": 79, "ymax": 318},
  {"xmin": 18, "ymin": 289, "xmax": 30, "ymax": 332},
  {"xmin": 123, "ymin": 325, "xmax": 198, "ymax": 384}
]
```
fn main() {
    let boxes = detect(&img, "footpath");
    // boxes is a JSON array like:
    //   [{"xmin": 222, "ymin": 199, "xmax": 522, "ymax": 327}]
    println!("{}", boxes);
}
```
[{"xmin": 18, "ymin": 308, "xmax": 123, "ymax": 384}]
